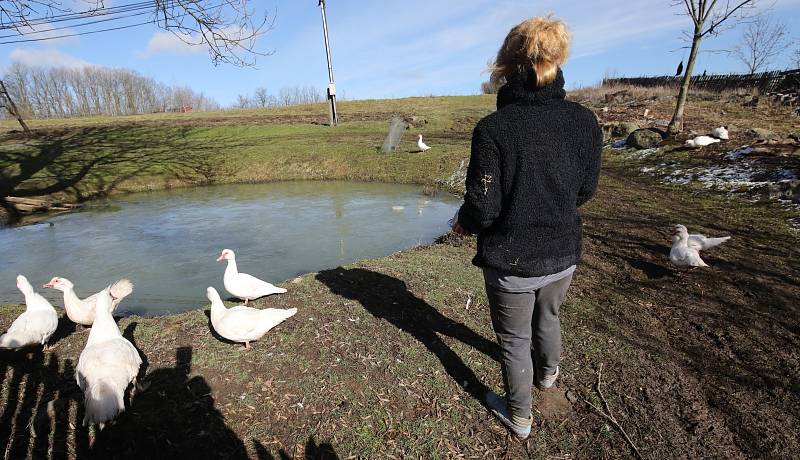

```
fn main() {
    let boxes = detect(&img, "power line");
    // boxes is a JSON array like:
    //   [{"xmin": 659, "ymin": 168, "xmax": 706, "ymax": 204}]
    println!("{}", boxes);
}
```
[
  {"xmin": 0, "ymin": 8, "xmax": 156, "ymax": 39},
  {"xmin": 0, "ymin": 1, "xmax": 163, "ymax": 30},
  {"xmin": 0, "ymin": 19, "xmax": 156, "ymax": 44}
]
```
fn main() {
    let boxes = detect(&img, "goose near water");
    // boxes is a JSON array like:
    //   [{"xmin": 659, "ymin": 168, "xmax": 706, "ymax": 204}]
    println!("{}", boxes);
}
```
[
  {"xmin": 217, "ymin": 249, "xmax": 286, "ymax": 304},
  {"xmin": 685, "ymin": 135, "xmax": 721, "ymax": 148},
  {"xmin": 44, "ymin": 277, "xmax": 133, "ymax": 328},
  {"xmin": 76, "ymin": 286, "xmax": 142, "ymax": 428},
  {"xmin": 0, "ymin": 275, "xmax": 59, "ymax": 350},
  {"xmin": 206, "ymin": 287, "xmax": 297, "ymax": 349}
]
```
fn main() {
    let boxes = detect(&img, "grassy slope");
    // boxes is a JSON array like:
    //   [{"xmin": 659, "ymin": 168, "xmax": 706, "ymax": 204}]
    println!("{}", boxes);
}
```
[{"xmin": 1, "ymin": 94, "xmax": 799, "ymax": 459}]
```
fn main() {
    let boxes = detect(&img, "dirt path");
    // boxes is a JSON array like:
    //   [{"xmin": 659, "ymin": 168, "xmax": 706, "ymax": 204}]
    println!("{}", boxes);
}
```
[{"xmin": 1, "ymin": 160, "xmax": 798, "ymax": 459}]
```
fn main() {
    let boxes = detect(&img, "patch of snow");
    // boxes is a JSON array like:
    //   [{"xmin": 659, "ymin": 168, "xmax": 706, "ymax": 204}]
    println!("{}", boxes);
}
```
[{"xmin": 724, "ymin": 146, "xmax": 753, "ymax": 160}]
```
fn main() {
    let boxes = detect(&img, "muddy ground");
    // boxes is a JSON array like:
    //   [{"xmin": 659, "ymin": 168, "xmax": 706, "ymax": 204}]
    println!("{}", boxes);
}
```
[{"xmin": 1, "ymin": 156, "xmax": 798, "ymax": 458}]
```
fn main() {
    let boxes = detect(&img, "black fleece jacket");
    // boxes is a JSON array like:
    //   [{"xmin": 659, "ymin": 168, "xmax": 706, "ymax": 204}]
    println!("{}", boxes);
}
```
[{"xmin": 457, "ymin": 69, "xmax": 602, "ymax": 277}]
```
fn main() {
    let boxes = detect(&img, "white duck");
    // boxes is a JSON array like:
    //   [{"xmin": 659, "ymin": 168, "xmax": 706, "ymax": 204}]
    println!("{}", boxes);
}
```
[
  {"xmin": 76, "ymin": 286, "xmax": 141, "ymax": 428},
  {"xmin": 206, "ymin": 287, "xmax": 297, "ymax": 349},
  {"xmin": 671, "ymin": 224, "xmax": 731, "ymax": 251},
  {"xmin": 685, "ymin": 135, "xmax": 721, "ymax": 148},
  {"xmin": 669, "ymin": 224, "xmax": 729, "ymax": 267},
  {"xmin": 44, "ymin": 277, "xmax": 133, "ymax": 328},
  {"xmin": 217, "ymin": 249, "xmax": 286, "ymax": 304},
  {"xmin": 711, "ymin": 126, "xmax": 729, "ymax": 140},
  {"xmin": 0, "ymin": 275, "xmax": 59, "ymax": 350},
  {"xmin": 417, "ymin": 134, "xmax": 431, "ymax": 152}
]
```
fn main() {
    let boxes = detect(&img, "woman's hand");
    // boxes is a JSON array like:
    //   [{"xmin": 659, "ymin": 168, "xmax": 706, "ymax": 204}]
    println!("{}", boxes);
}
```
[{"xmin": 452, "ymin": 221, "xmax": 472, "ymax": 236}]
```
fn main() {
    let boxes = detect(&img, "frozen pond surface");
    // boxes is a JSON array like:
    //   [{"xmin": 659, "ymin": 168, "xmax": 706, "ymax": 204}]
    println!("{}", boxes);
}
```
[{"xmin": 0, "ymin": 181, "xmax": 460, "ymax": 316}]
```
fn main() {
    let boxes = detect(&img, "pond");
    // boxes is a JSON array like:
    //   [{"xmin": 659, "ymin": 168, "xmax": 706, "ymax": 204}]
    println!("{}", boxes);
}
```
[{"xmin": 0, "ymin": 181, "xmax": 460, "ymax": 316}]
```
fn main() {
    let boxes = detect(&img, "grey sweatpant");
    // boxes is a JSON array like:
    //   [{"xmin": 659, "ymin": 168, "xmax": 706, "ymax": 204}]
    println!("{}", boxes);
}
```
[{"xmin": 485, "ymin": 273, "xmax": 573, "ymax": 418}]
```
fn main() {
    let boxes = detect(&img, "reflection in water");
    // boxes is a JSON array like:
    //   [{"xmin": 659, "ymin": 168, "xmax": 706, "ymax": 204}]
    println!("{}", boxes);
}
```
[{"xmin": 0, "ymin": 181, "xmax": 459, "ymax": 316}]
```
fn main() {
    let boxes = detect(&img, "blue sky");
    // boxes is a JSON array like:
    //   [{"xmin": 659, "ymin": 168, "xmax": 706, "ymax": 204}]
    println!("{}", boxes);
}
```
[{"xmin": 3, "ymin": 0, "xmax": 800, "ymax": 106}]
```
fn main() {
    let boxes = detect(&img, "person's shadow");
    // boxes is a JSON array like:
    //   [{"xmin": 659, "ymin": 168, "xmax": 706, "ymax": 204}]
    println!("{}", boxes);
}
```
[
  {"xmin": 87, "ymin": 346, "xmax": 249, "ymax": 459},
  {"xmin": 315, "ymin": 267, "xmax": 498, "ymax": 403}
]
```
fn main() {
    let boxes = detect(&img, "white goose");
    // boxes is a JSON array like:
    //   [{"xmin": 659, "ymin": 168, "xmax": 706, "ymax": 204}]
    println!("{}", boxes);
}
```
[
  {"xmin": 685, "ymin": 135, "xmax": 721, "ymax": 148},
  {"xmin": 671, "ymin": 224, "xmax": 731, "ymax": 251},
  {"xmin": 217, "ymin": 249, "xmax": 286, "ymax": 304},
  {"xmin": 76, "ymin": 286, "xmax": 142, "ymax": 428},
  {"xmin": 0, "ymin": 275, "xmax": 59, "ymax": 350},
  {"xmin": 44, "ymin": 277, "xmax": 133, "ymax": 328},
  {"xmin": 711, "ymin": 126, "xmax": 729, "ymax": 140},
  {"xmin": 206, "ymin": 287, "xmax": 297, "ymax": 349},
  {"xmin": 417, "ymin": 134, "xmax": 431, "ymax": 152},
  {"xmin": 669, "ymin": 224, "xmax": 729, "ymax": 267}
]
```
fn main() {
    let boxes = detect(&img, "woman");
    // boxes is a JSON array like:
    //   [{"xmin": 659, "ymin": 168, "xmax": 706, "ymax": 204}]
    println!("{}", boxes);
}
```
[{"xmin": 452, "ymin": 16, "xmax": 602, "ymax": 439}]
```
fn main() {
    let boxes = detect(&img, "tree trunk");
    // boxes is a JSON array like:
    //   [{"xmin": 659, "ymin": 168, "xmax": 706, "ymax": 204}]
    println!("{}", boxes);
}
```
[
  {"xmin": 0, "ymin": 80, "xmax": 31, "ymax": 135},
  {"xmin": 668, "ymin": 29, "xmax": 703, "ymax": 135}
]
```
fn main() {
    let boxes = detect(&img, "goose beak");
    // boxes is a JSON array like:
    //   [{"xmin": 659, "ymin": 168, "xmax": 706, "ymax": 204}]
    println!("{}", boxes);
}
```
[
  {"xmin": 43, "ymin": 282, "xmax": 53, "ymax": 288},
  {"xmin": 216, "ymin": 254, "xmax": 224, "ymax": 262}
]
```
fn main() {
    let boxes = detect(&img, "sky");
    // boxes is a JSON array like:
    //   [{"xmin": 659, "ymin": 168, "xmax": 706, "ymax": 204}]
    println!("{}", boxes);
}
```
[{"xmin": 2, "ymin": 0, "xmax": 800, "ymax": 106}]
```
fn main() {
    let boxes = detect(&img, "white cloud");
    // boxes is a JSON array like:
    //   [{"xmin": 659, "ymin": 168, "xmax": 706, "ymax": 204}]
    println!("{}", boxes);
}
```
[
  {"xmin": 8, "ymin": 48, "xmax": 89, "ymax": 68},
  {"xmin": 139, "ymin": 31, "xmax": 205, "ymax": 57}
]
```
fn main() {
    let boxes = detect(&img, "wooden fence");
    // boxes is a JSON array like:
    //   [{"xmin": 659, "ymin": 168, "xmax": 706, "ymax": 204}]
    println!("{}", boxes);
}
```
[{"xmin": 603, "ymin": 69, "xmax": 800, "ymax": 93}]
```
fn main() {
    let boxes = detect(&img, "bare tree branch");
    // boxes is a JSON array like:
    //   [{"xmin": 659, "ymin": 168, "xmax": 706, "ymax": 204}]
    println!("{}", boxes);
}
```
[{"xmin": 732, "ymin": 15, "xmax": 789, "ymax": 73}]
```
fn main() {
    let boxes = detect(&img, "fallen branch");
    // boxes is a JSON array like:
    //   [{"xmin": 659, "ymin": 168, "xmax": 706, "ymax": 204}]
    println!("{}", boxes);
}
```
[{"xmin": 582, "ymin": 363, "xmax": 643, "ymax": 459}]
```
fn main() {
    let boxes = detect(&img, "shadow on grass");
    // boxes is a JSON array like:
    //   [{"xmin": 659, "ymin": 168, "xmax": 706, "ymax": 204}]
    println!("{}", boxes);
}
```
[
  {"xmin": 315, "ymin": 267, "xmax": 498, "ymax": 405},
  {"xmin": 253, "ymin": 436, "xmax": 339, "ymax": 460}
]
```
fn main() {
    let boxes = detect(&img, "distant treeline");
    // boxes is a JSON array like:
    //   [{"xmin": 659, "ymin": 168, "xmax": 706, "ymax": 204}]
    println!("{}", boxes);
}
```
[
  {"xmin": 603, "ymin": 68, "xmax": 800, "ymax": 93},
  {"xmin": 235, "ymin": 85, "xmax": 325, "ymax": 108},
  {"xmin": 1, "ymin": 62, "xmax": 219, "ymax": 119}
]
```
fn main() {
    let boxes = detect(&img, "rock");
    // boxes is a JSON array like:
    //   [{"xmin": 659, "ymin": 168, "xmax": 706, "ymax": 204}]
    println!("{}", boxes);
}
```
[
  {"xmin": 748, "ymin": 128, "xmax": 778, "ymax": 140},
  {"xmin": 565, "ymin": 390, "xmax": 578, "ymax": 404},
  {"xmin": 788, "ymin": 132, "xmax": 800, "ymax": 143},
  {"xmin": 601, "ymin": 122, "xmax": 640, "ymax": 142},
  {"xmin": 626, "ymin": 128, "xmax": 665, "ymax": 150}
]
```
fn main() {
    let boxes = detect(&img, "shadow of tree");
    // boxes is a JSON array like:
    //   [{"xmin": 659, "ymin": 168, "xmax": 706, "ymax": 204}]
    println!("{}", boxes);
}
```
[
  {"xmin": 0, "ymin": 126, "xmax": 242, "ymax": 224},
  {"xmin": 315, "ymin": 267, "xmax": 498, "ymax": 404}
]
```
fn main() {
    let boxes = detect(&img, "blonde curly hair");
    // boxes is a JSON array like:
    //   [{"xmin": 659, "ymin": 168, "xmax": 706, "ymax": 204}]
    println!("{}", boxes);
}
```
[{"xmin": 490, "ymin": 15, "xmax": 571, "ymax": 88}]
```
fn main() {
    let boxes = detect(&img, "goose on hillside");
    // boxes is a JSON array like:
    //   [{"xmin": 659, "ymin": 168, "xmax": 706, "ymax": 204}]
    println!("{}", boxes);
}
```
[
  {"xmin": 685, "ymin": 135, "xmax": 721, "ymax": 148},
  {"xmin": 669, "ymin": 224, "xmax": 730, "ymax": 267},
  {"xmin": 44, "ymin": 277, "xmax": 133, "ymax": 328},
  {"xmin": 217, "ymin": 249, "xmax": 286, "ymax": 304},
  {"xmin": 76, "ymin": 286, "xmax": 142, "ymax": 428},
  {"xmin": 0, "ymin": 275, "xmax": 59, "ymax": 350},
  {"xmin": 671, "ymin": 224, "xmax": 731, "ymax": 251},
  {"xmin": 206, "ymin": 287, "xmax": 297, "ymax": 349},
  {"xmin": 417, "ymin": 134, "xmax": 431, "ymax": 152}
]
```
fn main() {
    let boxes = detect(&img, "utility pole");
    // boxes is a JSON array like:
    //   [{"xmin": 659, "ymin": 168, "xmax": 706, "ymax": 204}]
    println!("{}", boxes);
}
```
[{"xmin": 318, "ymin": 0, "xmax": 338, "ymax": 126}]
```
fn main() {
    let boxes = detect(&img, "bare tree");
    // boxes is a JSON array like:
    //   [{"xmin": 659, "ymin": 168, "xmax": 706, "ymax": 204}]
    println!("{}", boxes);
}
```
[
  {"xmin": 253, "ymin": 87, "xmax": 270, "ymax": 107},
  {"xmin": 1, "ymin": 62, "xmax": 218, "ymax": 119},
  {"xmin": 668, "ymin": 0, "xmax": 759, "ymax": 135},
  {"xmin": 733, "ymin": 15, "xmax": 788, "ymax": 74},
  {"xmin": 236, "ymin": 94, "xmax": 253, "ymax": 109},
  {"xmin": 792, "ymin": 44, "xmax": 800, "ymax": 69},
  {"xmin": 0, "ymin": 0, "xmax": 272, "ymax": 121},
  {"xmin": 0, "ymin": 80, "xmax": 30, "ymax": 134}
]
